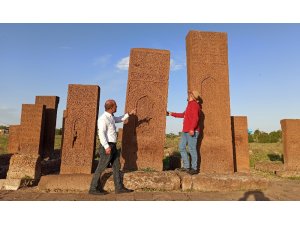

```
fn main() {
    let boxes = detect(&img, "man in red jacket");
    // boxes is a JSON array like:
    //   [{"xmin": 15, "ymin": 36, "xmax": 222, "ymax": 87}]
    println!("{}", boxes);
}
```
[{"xmin": 167, "ymin": 90, "xmax": 201, "ymax": 175}]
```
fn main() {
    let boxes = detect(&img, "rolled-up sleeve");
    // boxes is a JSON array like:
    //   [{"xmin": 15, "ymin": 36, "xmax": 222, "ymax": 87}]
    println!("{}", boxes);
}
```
[
  {"xmin": 98, "ymin": 118, "xmax": 109, "ymax": 149},
  {"xmin": 114, "ymin": 113, "xmax": 129, "ymax": 123}
]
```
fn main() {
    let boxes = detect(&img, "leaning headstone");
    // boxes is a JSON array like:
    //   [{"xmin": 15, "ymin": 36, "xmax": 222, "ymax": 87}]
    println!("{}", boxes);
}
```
[
  {"xmin": 280, "ymin": 119, "xmax": 300, "ymax": 171},
  {"xmin": 60, "ymin": 85, "xmax": 100, "ymax": 174},
  {"xmin": 35, "ymin": 96, "xmax": 60, "ymax": 158},
  {"xmin": 186, "ymin": 30, "xmax": 234, "ymax": 173},
  {"xmin": 122, "ymin": 48, "xmax": 170, "ymax": 171},
  {"xmin": 19, "ymin": 104, "xmax": 45, "ymax": 156},
  {"xmin": 7, "ymin": 125, "xmax": 20, "ymax": 154},
  {"xmin": 231, "ymin": 116, "xmax": 250, "ymax": 173}
]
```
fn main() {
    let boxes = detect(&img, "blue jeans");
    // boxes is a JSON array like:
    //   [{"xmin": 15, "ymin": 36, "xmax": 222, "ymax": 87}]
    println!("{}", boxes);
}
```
[{"xmin": 179, "ymin": 132, "xmax": 199, "ymax": 170}]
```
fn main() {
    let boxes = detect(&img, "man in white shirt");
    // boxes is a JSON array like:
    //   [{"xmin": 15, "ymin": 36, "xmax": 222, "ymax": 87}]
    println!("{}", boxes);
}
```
[{"xmin": 89, "ymin": 99, "xmax": 136, "ymax": 195}]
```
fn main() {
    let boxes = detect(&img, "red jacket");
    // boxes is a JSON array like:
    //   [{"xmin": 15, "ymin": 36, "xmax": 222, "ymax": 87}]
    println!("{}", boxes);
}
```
[{"xmin": 172, "ymin": 100, "xmax": 201, "ymax": 132}]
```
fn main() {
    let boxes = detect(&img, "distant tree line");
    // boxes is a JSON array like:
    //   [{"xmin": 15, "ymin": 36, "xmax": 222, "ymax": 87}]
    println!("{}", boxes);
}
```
[{"xmin": 248, "ymin": 129, "xmax": 282, "ymax": 143}]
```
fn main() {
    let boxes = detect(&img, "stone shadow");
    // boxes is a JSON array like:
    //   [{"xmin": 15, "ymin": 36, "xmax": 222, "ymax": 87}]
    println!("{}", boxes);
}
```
[
  {"xmin": 239, "ymin": 191, "xmax": 270, "ymax": 201},
  {"xmin": 196, "ymin": 97, "xmax": 204, "ymax": 172}
]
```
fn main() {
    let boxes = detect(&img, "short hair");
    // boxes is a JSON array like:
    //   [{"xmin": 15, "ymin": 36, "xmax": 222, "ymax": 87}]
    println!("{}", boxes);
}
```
[{"xmin": 105, "ymin": 99, "xmax": 116, "ymax": 111}]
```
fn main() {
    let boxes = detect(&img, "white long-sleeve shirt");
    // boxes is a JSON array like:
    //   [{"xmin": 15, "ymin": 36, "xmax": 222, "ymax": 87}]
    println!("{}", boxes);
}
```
[{"xmin": 98, "ymin": 111, "xmax": 129, "ymax": 149}]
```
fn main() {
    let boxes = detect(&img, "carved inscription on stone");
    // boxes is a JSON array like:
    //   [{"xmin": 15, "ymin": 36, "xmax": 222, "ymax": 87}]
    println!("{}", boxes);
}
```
[
  {"xmin": 19, "ymin": 104, "xmax": 45, "ymax": 156},
  {"xmin": 231, "ymin": 116, "xmax": 249, "ymax": 173},
  {"xmin": 60, "ymin": 85, "xmax": 100, "ymax": 174},
  {"xmin": 186, "ymin": 30, "xmax": 234, "ymax": 173},
  {"xmin": 122, "ymin": 48, "xmax": 170, "ymax": 171},
  {"xmin": 281, "ymin": 119, "xmax": 300, "ymax": 171},
  {"xmin": 35, "ymin": 96, "xmax": 59, "ymax": 158},
  {"xmin": 7, "ymin": 125, "xmax": 21, "ymax": 154}
]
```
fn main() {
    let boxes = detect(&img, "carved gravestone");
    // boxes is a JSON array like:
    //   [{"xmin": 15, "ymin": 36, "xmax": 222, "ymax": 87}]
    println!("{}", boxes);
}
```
[
  {"xmin": 231, "ymin": 116, "xmax": 249, "ymax": 173},
  {"xmin": 280, "ymin": 119, "xmax": 300, "ymax": 171},
  {"xmin": 19, "ymin": 104, "xmax": 45, "ymax": 156},
  {"xmin": 35, "ymin": 96, "xmax": 60, "ymax": 158},
  {"xmin": 60, "ymin": 85, "xmax": 100, "ymax": 174},
  {"xmin": 186, "ymin": 30, "xmax": 234, "ymax": 173},
  {"xmin": 122, "ymin": 48, "xmax": 170, "ymax": 171},
  {"xmin": 7, "ymin": 125, "xmax": 21, "ymax": 154}
]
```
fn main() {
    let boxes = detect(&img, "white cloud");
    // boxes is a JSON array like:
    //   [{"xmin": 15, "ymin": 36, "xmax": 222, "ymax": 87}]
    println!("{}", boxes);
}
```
[
  {"xmin": 116, "ymin": 56, "xmax": 129, "ymax": 70},
  {"xmin": 93, "ymin": 54, "xmax": 112, "ymax": 66},
  {"xmin": 170, "ymin": 58, "xmax": 185, "ymax": 71}
]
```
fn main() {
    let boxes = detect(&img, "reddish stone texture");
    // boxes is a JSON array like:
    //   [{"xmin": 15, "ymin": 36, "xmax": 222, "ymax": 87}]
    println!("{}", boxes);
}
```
[
  {"xmin": 19, "ymin": 104, "xmax": 45, "ymax": 156},
  {"xmin": 186, "ymin": 30, "xmax": 234, "ymax": 173},
  {"xmin": 117, "ymin": 128, "xmax": 123, "ymax": 143},
  {"xmin": 280, "ymin": 119, "xmax": 300, "ymax": 171},
  {"xmin": 7, "ymin": 125, "xmax": 21, "ymax": 154},
  {"xmin": 231, "ymin": 116, "xmax": 250, "ymax": 173},
  {"xmin": 122, "ymin": 48, "xmax": 170, "ymax": 171},
  {"xmin": 60, "ymin": 85, "xmax": 100, "ymax": 174},
  {"xmin": 35, "ymin": 96, "xmax": 60, "ymax": 158}
]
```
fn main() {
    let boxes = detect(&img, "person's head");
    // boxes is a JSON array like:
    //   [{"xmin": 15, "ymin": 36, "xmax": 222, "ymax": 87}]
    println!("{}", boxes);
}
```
[
  {"xmin": 188, "ymin": 90, "xmax": 201, "ymax": 102},
  {"xmin": 105, "ymin": 99, "xmax": 117, "ymax": 114}
]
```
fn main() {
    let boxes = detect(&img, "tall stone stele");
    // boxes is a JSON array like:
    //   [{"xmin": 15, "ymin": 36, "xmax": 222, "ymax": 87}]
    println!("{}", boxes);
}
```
[
  {"xmin": 186, "ymin": 30, "xmax": 234, "ymax": 173},
  {"xmin": 280, "ymin": 119, "xmax": 300, "ymax": 171},
  {"xmin": 35, "ymin": 96, "xmax": 60, "ymax": 158},
  {"xmin": 60, "ymin": 84, "xmax": 100, "ymax": 174},
  {"xmin": 122, "ymin": 48, "xmax": 170, "ymax": 171}
]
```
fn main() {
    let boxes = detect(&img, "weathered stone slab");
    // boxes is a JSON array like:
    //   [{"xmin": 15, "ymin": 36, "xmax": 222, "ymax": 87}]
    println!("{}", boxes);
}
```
[
  {"xmin": 255, "ymin": 161, "xmax": 284, "ymax": 174},
  {"xmin": 2, "ymin": 179, "xmax": 22, "ymax": 190},
  {"xmin": 38, "ymin": 170, "xmax": 181, "ymax": 193},
  {"xmin": 186, "ymin": 30, "xmax": 234, "ymax": 173},
  {"xmin": 122, "ymin": 48, "xmax": 170, "ymax": 171},
  {"xmin": 19, "ymin": 104, "xmax": 45, "ymax": 155},
  {"xmin": 35, "ymin": 96, "xmax": 60, "ymax": 158},
  {"xmin": 276, "ymin": 170, "xmax": 300, "ymax": 178},
  {"xmin": 280, "ymin": 119, "xmax": 300, "ymax": 171},
  {"xmin": 60, "ymin": 85, "xmax": 100, "ymax": 174},
  {"xmin": 6, "ymin": 154, "xmax": 41, "ymax": 180},
  {"xmin": 231, "ymin": 116, "xmax": 250, "ymax": 172},
  {"xmin": 104, "ymin": 171, "xmax": 180, "ymax": 192},
  {"xmin": 182, "ymin": 173, "xmax": 270, "ymax": 192},
  {"xmin": 7, "ymin": 125, "xmax": 20, "ymax": 154}
]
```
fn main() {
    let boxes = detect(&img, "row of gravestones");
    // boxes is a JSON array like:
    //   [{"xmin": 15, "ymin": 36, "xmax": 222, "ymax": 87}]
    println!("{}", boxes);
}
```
[{"xmin": 2, "ymin": 30, "xmax": 300, "ymax": 190}]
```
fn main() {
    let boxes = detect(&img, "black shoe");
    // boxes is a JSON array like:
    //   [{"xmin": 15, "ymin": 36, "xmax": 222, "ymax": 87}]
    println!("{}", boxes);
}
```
[
  {"xmin": 88, "ymin": 189, "xmax": 108, "ymax": 195},
  {"xmin": 188, "ymin": 169, "xmax": 198, "ymax": 175},
  {"xmin": 115, "ymin": 187, "xmax": 134, "ymax": 194},
  {"xmin": 176, "ymin": 168, "xmax": 189, "ymax": 172}
]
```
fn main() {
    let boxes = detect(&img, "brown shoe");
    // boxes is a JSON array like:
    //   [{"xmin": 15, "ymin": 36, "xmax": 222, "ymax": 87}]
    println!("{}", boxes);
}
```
[
  {"xmin": 115, "ymin": 187, "xmax": 134, "ymax": 194},
  {"xmin": 188, "ymin": 169, "xmax": 198, "ymax": 175},
  {"xmin": 88, "ymin": 189, "xmax": 108, "ymax": 195}
]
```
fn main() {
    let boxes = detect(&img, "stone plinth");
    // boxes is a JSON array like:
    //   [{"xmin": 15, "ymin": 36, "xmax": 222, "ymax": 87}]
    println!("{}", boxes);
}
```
[
  {"xmin": 6, "ymin": 154, "xmax": 41, "ymax": 180},
  {"xmin": 280, "ymin": 119, "xmax": 300, "ymax": 171},
  {"xmin": 122, "ymin": 48, "xmax": 170, "ymax": 171},
  {"xmin": 231, "ymin": 116, "xmax": 250, "ymax": 172},
  {"xmin": 35, "ymin": 96, "xmax": 60, "ymax": 158},
  {"xmin": 186, "ymin": 30, "xmax": 233, "ymax": 173},
  {"xmin": 60, "ymin": 85, "xmax": 100, "ymax": 174},
  {"xmin": 19, "ymin": 104, "xmax": 45, "ymax": 156},
  {"xmin": 7, "ymin": 125, "xmax": 20, "ymax": 154},
  {"xmin": 181, "ymin": 173, "xmax": 270, "ymax": 192}
]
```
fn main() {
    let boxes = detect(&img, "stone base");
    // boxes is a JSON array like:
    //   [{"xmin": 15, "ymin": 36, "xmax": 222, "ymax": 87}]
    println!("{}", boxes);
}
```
[
  {"xmin": 181, "ymin": 173, "xmax": 270, "ymax": 192},
  {"xmin": 0, "ymin": 179, "xmax": 22, "ymax": 190},
  {"xmin": 7, "ymin": 154, "xmax": 41, "ymax": 180},
  {"xmin": 275, "ymin": 170, "xmax": 300, "ymax": 178},
  {"xmin": 38, "ymin": 170, "xmax": 181, "ymax": 193},
  {"xmin": 254, "ymin": 161, "xmax": 284, "ymax": 173}
]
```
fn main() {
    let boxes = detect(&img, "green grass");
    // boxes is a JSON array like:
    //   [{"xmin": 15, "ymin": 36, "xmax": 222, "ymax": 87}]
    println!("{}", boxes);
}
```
[
  {"xmin": 0, "ymin": 135, "xmax": 8, "ymax": 155},
  {"xmin": 54, "ymin": 135, "xmax": 62, "ymax": 150},
  {"xmin": 249, "ymin": 142, "xmax": 283, "ymax": 168}
]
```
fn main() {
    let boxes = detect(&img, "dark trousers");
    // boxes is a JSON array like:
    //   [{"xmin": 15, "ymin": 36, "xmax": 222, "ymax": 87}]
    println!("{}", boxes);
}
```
[{"xmin": 90, "ymin": 142, "xmax": 123, "ymax": 191}]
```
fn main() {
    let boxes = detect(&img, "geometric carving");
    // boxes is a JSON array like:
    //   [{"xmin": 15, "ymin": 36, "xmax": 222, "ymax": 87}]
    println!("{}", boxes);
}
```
[
  {"xmin": 19, "ymin": 104, "xmax": 45, "ymax": 156},
  {"xmin": 35, "ymin": 96, "xmax": 60, "ymax": 158},
  {"xmin": 122, "ymin": 48, "xmax": 170, "ymax": 171},
  {"xmin": 231, "ymin": 116, "xmax": 249, "ymax": 173},
  {"xmin": 280, "ymin": 119, "xmax": 300, "ymax": 171},
  {"xmin": 186, "ymin": 30, "xmax": 234, "ymax": 173},
  {"xmin": 60, "ymin": 84, "xmax": 100, "ymax": 174}
]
